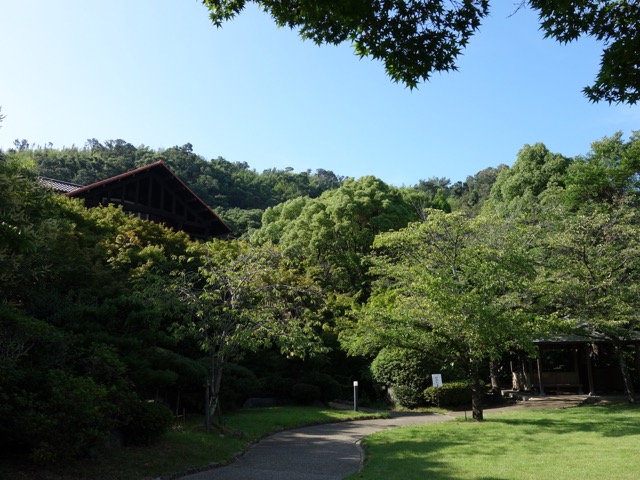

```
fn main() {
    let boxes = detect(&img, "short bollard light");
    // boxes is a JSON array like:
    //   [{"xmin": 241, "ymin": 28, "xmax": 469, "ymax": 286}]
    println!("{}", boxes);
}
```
[{"xmin": 353, "ymin": 381, "xmax": 359, "ymax": 411}]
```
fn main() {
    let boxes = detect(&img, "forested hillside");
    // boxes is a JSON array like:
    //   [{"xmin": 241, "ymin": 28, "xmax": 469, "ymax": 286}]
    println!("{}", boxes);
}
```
[
  {"xmin": 5, "ymin": 138, "xmax": 500, "ymax": 235},
  {"xmin": 7, "ymin": 139, "xmax": 344, "ymax": 236},
  {"xmin": 2, "ymin": 131, "xmax": 639, "ymax": 471}
]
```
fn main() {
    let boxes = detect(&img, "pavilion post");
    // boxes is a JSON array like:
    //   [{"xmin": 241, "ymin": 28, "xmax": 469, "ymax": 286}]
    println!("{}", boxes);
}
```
[
  {"xmin": 536, "ymin": 355, "xmax": 545, "ymax": 396},
  {"xmin": 585, "ymin": 344, "xmax": 595, "ymax": 396},
  {"xmin": 635, "ymin": 343, "xmax": 640, "ymax": 387}
]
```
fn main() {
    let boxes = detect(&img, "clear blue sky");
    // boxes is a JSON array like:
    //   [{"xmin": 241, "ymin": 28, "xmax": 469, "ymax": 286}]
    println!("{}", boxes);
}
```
[{"xmin": 1, "ymin": 0, "xmax": 638, "ymax": 186}]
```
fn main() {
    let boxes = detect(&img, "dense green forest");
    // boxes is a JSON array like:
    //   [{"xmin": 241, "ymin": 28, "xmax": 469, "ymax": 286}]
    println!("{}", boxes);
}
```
[
  {"xmin": 6, "ymin": 138, "xmax": 499, "ymax": 236},
  {"xmin": 2, "ymin": 131, "xmax": 640, "ymax": 464}
]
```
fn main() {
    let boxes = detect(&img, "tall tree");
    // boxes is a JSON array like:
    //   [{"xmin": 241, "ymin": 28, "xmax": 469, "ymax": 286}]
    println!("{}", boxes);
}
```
[
  {"xmin": 170, "ymin": 240, "xmax": 324, "ymax": 428},
  {"xmin": 563, "ymin": 131, "xmax": 640, "ymax": 208},
  {"xmin": 203, "ymin": 1, "xmax": 640, "ymax": 103},
  {"xmin": 449, "ymin": 165, "xmax": 507, "ymax": 215},
  {"xmin": 538, "ymin": 200, "xmax": 640, "ymax": 402},
  {"xmin": 340, "ymin": 210, "xmax": 540, "ymax": 420},
  {"xmin": 488, "ymin": 143, "xmax": 571, "ymax": 214},
  {"xmin": 252, "ymin": 176, "xmax": 416, "ymax": 295},
  {"xmin": 0, "ymin": 162, "xmax": 187, "ymax": 462}
]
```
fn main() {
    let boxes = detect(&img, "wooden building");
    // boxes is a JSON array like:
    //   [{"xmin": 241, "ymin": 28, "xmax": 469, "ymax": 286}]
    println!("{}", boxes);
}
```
[
  {"xmin": 41, "ymin": 161, "xmax": 231, "ymax": 240},
  {"xmin": 510, "ymin": 333, "xmax": 640, "ymax": 396}
]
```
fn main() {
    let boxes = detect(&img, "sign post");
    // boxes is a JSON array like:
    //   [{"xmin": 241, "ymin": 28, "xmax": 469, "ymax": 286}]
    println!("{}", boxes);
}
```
[{"xmin": 432, "ymin": 374, "xmax": 443, "ymax": 408}]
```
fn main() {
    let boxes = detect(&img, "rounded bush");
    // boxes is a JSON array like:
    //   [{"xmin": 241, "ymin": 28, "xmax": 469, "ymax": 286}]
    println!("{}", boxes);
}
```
[
  {"xmin": 371, "ymin": 347, "xmax": 435, "ymax": 408},
  {"xmin": 30, "ymin": 370, "xmax": 112, "ymax": 463},
  {"xmin": 424, "ymin": 380, "xmax": 472, "ymax": 407},
  {"xmin": 220, "ymin": 363, "xmax": 260, "ymax": 410},
  {"xmin": 291, "ymin": 383, "xmax": 321, "ymax": 405},
  {"xmin": 301, "ymin": 372, "xmax": 342, "ymax": 404},
  {"xmin": 259, "ymin": 375, "xmax": 295, "ymax": 399},
  {"xmin": 389, "ymin": 385, "xmax": 426, "ymax": 409},
  {"xmin": 121, "ymin": 400, "xmax": 173, "ymax": 445}
]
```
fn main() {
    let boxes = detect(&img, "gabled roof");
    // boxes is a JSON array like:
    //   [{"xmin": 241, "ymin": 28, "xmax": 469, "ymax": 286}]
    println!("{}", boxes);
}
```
[
  {"xmin": 65, "ymin": 161, "xmax": 231, "ymax": 240},
  {"xmin": 39, "ymin": 177, "xmax": 83, "ymax": 193}
]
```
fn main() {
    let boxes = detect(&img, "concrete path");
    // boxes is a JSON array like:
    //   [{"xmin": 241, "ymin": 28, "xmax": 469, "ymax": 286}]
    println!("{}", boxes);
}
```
[
  {"xmin": 178, "ymin": 395, "xmax": 592, "ymax": 480},
  {"xmin": 178, "ymin": 412, "xmax": 452, "ymax": 480}
]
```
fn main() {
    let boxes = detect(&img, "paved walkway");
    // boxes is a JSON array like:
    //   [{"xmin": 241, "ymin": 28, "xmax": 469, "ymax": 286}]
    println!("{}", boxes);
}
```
[
  {"xmin": 178, "ymin": 395, "xmax": 592, "ymax": 480},
  {"xmin": 178, "ymin": 412, "xmax": 450, "ymax": 480}
]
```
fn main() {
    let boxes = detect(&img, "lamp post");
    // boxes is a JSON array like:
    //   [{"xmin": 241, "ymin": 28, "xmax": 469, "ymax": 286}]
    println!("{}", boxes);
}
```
[{"xmin": 353, "ymin": 381, "xmax": 359, "ymax": 411}]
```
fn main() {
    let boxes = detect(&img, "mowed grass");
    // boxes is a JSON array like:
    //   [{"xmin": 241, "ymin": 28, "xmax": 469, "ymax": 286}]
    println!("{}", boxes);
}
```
[
  {"xmin": 2, "ymin": 406, "xmax": 387, "ymax": 480},
  {"xmin": 349, "ymin": 404, "xmax": 640, "ymax": 480}
]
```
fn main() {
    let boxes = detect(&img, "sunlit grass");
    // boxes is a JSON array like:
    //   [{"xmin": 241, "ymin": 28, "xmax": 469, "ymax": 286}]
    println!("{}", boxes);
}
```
[{"xmin": 348, "ymin": 404, "xmax": 640, "ymax": 480}]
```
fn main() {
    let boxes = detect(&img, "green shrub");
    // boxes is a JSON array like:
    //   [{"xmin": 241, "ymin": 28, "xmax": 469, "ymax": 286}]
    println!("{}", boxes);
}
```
[
  {"xmin": 388, "ymin": 385, "xmax": 425, "ymax": 409},
  {"xmin": 291, "ymin": 383, "xmax": 321, "ymax": 405},
  {"xmin": 25, "ymin": 370, "xmax": 112, "ymax": 464},
  {"xmin": 371, "ymin": 347, "xmax": 435, "ymax": 408},
  {"xmin": 424, "ymin": 380, "xmax": 472, "ymax": 407},
  {"xmin": 301, "ymin": 372, "xmax": 342, "ymax": 404},
  {"xmin": 220, "ymin": 363, "xmax": 260, "ymax": 410},
  {"xmin": 120, "ymin": 400, "xmax": 173, "ymax": 445},
  {"xmin": 259, "ymin": 375, "xmax": 295, "ymax": 399}
]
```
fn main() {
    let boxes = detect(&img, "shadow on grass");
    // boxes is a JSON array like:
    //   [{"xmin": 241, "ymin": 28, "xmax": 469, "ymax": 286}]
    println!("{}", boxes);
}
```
[
  {"xmin": 354, "ymin": 404, "xmax": 640, "ymax": 480},
  {"xmin": 487, "ymin": 403, "xmax": 640, "ymax": 438},
  {"xmin": 356, "ymin": 435, "xmax": 514, "ymax": 480}
]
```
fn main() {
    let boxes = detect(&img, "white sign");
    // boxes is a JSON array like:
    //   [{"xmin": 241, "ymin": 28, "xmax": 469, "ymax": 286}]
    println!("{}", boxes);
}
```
[
  {"xmin": 353, "ymin": 381, "xmax": 359, "ymax": 387},
  {"xmin": 432, "ymin": 374, "xmax": 443, "ymax": 388}
]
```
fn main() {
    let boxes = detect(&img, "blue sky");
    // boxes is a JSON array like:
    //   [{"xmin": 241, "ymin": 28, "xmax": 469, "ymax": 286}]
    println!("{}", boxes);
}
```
[{"xmin": 1, "ymin": 1, "xmax": 638, "ymax": 186}]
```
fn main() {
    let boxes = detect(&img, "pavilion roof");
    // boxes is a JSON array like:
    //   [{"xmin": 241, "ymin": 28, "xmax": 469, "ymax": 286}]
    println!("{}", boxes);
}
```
[
  {"xmin": 39, "ymin": 176, "xmax": 83, "ymax": 193},
  {"xmin": 42, "ymin": 161, "xmax": 231, "ymax": 240}
]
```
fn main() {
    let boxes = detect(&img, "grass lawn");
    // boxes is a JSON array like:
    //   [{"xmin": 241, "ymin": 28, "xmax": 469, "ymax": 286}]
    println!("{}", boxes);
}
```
[
  {"xmin": 348, "ymin": 404, "xmax": 640, "ymax": 480},
  {"xmin": 1, "ymin": 406, "xmax": 387, "ymax": 480}
]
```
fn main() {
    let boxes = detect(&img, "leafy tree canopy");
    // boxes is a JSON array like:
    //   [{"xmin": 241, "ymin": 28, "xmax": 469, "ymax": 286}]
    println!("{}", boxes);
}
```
[
  {"xmin": 449, "ymin": 165, "xmax": 507, "ymax": 214},
  {"xmin": 340, "ymin": 210, "xmax": 542, "ymax": 419},
  {"xmin": 169, "ymin": 239, "xmax": 325, "ymax": 426},
  {"xmin": 252, "ymin": 176, "xmax": 418, "ymax": 294},
  {"xmin": 488, "ymin": 143, "xmax": 571, "ymax": 214},
  {"xmin": 537, "ymin": 199, "xmax": 640, "ymax": 401},
  {"xmin": 530, "ymin": 0, "xmax": 640, "ymax": 104},
  {"xmin": 563, "ymin": 131, "xmax": 640, "ymax": 207},
  {"xmin": 203, "ymin": 0, "xmax": 640, "ymax": 103}
]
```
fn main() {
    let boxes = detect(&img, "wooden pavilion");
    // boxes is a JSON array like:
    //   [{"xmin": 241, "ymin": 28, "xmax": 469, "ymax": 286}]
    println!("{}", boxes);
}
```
[
  {"xmin": 509, "ymin": 332, "xmax": 640, "ymax": 396},
  {"xmin": 41, "ymin": 161, "xmax": 231, "ymax": 240}
]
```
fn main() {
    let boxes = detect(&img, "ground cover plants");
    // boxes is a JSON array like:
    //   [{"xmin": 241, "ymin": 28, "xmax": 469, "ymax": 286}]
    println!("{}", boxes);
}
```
[
  {"xmin": 0, "ymin": 406, "xmax": 387, "ymax": 480},
  {"xmin": 349, "ymin": 404, "xmax": 640, "ymax": 480}
]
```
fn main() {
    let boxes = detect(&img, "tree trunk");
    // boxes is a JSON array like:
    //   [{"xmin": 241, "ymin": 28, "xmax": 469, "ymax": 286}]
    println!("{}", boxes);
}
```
[
  {"xmin": 470, "ymin": 361, "xmax": 484, "ymax": 421},
  {"xmin": 614, "ymin": 343, "xmax": 636, "ymax": 403},
  {"xmin": 207, "ymin": 353, "xmax": 225, "ymax": 431}
]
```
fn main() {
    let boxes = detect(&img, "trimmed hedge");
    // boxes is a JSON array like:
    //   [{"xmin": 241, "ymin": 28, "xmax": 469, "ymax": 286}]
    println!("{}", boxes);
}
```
[
  {"xmin": 424, "ymin": 380, "xmax": 472, "ymax": 407},
  {"xmin": 121, "ymin": 400, "xmax": 174, "ymax": 445},
  {"xmin": 291, "ymin": 383, "xmax": 321, "ymax": 405},
  {"xmin": 220, "ymin": 363, "xmax": 261, "ymax": 410},
  {"xmin": 301, "ymin": 372, "xmax": 342, "ymax": 404},
  {"xmin": 371, "ymin": 347, "xmax": 434, "ymax": 408}
]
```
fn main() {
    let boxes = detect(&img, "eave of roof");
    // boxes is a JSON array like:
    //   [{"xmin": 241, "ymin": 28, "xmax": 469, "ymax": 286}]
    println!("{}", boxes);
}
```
[
  {"xmin": 67, "ymin": 161, "xmax": 166, "ymax": 196},
  {"xmin": 535, "ymin": 330, "xmax": 640, "ymax": 344},
  {"xmin": 67, "ymin": 160, "xmax": 231, "ymax": 235},
  {"xmin": 39, "ymin": 176, "xmax": 84, "ymax": 193}
]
